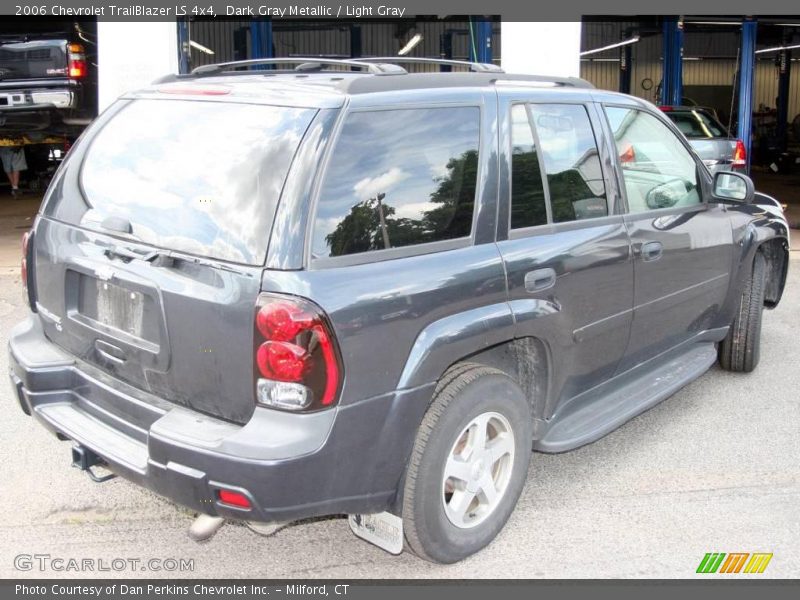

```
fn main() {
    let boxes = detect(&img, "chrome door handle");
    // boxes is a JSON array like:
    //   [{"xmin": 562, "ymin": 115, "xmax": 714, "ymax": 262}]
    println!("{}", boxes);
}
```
[
  {"xmin": 524, "ymin": 268, "xmax": 557, "ymax": 292},
  {"xmin": 640, "ymin": 241, "xmax": 663, "ymax": 262}
]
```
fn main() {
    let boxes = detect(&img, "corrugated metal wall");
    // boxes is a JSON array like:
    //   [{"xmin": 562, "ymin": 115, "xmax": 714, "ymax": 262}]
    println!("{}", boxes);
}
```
[
  {"xmin": 581, "ymin": 21, "xmax": 800, "ymax": 123},
  {"xmin": 187, "ymin": 19, "xmax": 501, "ymax": 72}
]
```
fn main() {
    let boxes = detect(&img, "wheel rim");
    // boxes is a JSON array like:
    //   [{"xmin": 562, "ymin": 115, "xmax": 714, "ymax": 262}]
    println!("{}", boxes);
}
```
[{"xmin": 441, "ymin": 411, "xmax": 516, "ymax": 529}]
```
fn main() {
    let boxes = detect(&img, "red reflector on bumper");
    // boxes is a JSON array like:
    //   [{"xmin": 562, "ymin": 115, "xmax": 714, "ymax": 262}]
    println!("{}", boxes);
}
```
[{"xmin": 217, "ymin": 489, "xmax": 252, "ymax": 509}]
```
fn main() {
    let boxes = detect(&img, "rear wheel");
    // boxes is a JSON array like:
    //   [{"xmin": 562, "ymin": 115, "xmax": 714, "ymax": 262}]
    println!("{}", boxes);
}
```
[
  {"xmin": 402, "ymin": 364, "xmax": 532, "ymax": 563},
  {"xmin": 719, "ymin": 253, "xmax": 767, "ymax": 372}
]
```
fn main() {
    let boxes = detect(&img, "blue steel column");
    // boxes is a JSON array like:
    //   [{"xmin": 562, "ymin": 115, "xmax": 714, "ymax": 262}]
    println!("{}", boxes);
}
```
[
  {"xmin": 250, "ymin": 19, "xmax": 274, "ymax": 60},
  {"xmin": 776, "ymin": 48, "xmax": 791, "ymax": 151},
  {"xmin": 737, "ymin": 19, "xmax": 757, "ymax": 172},
  {"xmin": 440, "ymin": 31, "xmax": 453, "ymax": 71},
  {"xmin": 176, "ymin": 18, "xmax": 190, "ymax": 74},
  {"xmin": 661, "ymin": 17, "xmax": 683, "ymax": 106},
  {"xmin": 619, "ymin": 42, "xmax": 632, "ymax": 94},
  {"xmin": 350, "ymin": 25, "xmax": 362, "ymax": 58},
  {"xmin": 469, "ymin": 18, "xmax": 493, "ymax": 64}
]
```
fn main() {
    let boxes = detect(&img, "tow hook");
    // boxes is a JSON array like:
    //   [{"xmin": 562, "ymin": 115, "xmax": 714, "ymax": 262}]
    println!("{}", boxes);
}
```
[{"xmin": 71, "ymin": 445, "xmax": 117, "ymax": 483}]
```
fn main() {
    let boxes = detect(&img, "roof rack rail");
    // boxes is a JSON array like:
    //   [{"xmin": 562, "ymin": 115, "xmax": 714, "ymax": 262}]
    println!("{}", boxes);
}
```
[
  {"xmin": 494, "ymin": 76, "xmax": 595, "ymax": 89},
  {"xmin": 191, "ymin": 57, "xmax": 407, "ymax": 76},
  {"xmin": 358, "ymin": 57, "xmax": 504, "ymax": 73}
]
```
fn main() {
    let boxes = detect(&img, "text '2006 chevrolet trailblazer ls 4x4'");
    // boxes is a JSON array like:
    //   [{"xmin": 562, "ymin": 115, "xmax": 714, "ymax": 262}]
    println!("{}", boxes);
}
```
[{"xmin": 8, "ymin": 58, "xmax": 790, "ymax": 563}]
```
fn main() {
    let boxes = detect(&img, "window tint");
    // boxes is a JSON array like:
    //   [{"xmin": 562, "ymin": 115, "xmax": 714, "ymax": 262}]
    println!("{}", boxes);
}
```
[
  {"xmin": 312, "ymin": 107, "xmax": 479, "ymax": 259},
  {"xmin": 70, "ymin": 99, "xmax": 315, "ymax": 265},
  {"xmin": 666, "ymin": 109, "xmax": 727, "ymax": 139},
  {"xmin": 510, "ymin": 104, "xmax": 547, "ymax": 229},
  {"xmin": 605, "ymin": 107, "xmax": 701, "ymax": 213},
  {"xmin": 528, "ymin": 104, "xmax": 608, "ymax": 223}
]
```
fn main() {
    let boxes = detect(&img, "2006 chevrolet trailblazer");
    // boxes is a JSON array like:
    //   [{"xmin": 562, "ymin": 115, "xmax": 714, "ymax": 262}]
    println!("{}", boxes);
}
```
[{"xmin": 8, "ymin": 58, "xmax": 789, "ymax": 563}]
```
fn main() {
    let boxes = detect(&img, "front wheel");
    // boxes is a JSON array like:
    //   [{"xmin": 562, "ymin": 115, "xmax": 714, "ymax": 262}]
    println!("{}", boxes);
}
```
[
  {"xmin": 402, "ymin": 364, "xmax": 533, "ymax": 563},
  {"xmin": 719, "ymin": 253, "xmax": 767, "ymax": 372}
]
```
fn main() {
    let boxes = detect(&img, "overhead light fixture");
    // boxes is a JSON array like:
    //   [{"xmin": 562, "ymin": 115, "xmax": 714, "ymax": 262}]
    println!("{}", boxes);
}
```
[
  {"xmin": 684, "ymin": 21, "xmax": 741, "ymax": 26},
  {"xmin": 774, "ymin": 23, "xmax": 800, "ymax": 27},
  {"xmin": 580, "ymin": 36, "xmax": 640, "ymax": 57},
  {"xmin": 189, "ymin": 40, "xmax": 215, "ymax": 55},
  {"xmin": 398, "ymin": 33, "xmax": 423, "ymax": 56},
  {"xmin": 755, "ymin": 43, "xmax": 800, "ymax": 54},
  {"xmin": 683, "ymin": 57, "xmax": 702, "ymax": 60}
]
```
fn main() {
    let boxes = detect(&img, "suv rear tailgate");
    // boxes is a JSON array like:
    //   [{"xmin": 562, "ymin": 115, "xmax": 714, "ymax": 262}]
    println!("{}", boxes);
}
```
[{"xmin": 33, "ymin": 97, "xmax": 318, "ymax": 423}]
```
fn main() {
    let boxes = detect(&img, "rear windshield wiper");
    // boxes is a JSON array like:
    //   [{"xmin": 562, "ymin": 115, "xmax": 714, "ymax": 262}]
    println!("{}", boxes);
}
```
[{"xmin": 103, "ymin": 244, "xmax": 250, "ymax": 276}]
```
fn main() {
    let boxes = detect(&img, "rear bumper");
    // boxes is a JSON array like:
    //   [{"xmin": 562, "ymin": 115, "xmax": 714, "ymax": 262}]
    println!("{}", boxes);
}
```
[{"xmin": 8, "ymin": 316, "xmax": 433, "ymax": 522}]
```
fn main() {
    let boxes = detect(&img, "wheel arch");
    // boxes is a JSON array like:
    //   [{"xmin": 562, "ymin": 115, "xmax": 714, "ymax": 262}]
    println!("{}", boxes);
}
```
[{"xmin": 757, "ymin": 237, "xmax": 789, "ymax": 308}]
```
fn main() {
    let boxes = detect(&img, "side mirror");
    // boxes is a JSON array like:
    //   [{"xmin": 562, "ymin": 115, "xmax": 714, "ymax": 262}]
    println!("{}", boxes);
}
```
[{"xmin": 713, "ymin": 171, "xmax": 754, "ymax": 203}]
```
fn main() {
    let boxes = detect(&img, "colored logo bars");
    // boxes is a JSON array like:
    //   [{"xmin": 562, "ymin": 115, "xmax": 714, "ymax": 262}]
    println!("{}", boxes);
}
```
[{"xmin": 696, "ymin": 552, "xmax": 773, "ymax": 574}]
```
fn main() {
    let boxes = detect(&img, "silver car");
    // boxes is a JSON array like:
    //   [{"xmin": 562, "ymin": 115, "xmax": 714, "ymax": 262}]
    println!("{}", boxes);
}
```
[{"xmin": 660, "ymin": 106, "xmax": 746, "ymax": 174}]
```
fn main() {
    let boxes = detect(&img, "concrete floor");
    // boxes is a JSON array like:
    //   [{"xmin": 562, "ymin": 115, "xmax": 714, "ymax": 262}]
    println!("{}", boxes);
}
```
[{"xmin": 0, "ymin": 189, "xmax": 798, "ymax": 578}]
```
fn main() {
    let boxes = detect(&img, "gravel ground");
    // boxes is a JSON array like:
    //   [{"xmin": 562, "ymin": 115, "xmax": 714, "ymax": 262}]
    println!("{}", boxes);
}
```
[{"xmin": 0, "ymin": 233, "xmax": 798, "ymax": 579}]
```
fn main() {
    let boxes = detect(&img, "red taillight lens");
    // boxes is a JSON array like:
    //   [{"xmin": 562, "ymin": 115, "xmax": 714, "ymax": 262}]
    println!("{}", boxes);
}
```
[
  {"xmin": 217, "ymin": 489, "xmax": 251, "ymax": 509},
  {"xmin": 67, "ymin": 44, "xmax": 86, "ymax": 79},
  {"xmin": 256, "ymin": 341, "xmax": 308, "ymax": 382},
  {"xmin": 254, "ymin": 295, "xmax": 342, "ymax": 412},
  {"xmin": 733, "ymin": 139, "xmax": 747, "ymax": 167},
  {"xmin": 256, "ymin": 301, "xmax": 313, "ymax": 342}
]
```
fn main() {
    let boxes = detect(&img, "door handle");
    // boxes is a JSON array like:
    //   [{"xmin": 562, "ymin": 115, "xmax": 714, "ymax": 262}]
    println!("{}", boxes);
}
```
[
  {"xmin": 640, "ymin": 241, "xmax": 663, "ymax": 262},
  {"xmin": 524, "ymin": 268, "xmax": 557, "ymax": 293}
]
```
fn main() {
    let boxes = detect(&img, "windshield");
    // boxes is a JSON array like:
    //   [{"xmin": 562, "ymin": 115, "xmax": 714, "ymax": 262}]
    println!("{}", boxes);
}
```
[{"xmin": 69, "ymin": 99, "xmax": 315, "ymax": 264}]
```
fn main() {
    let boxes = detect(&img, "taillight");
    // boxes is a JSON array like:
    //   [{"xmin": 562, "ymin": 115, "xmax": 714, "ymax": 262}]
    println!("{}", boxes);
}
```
[
  {"xmin": 733, "ymin": 139, "xmax": 747, "ymax": 168},
  {"xmin": 619, "ymin": 143, "xmax": 636, "ymax": 164},
  {"xmin": 254, "ymin": 295, "xmax": 342, "ymax": 412},
  {"xmin": 67, "ymin": 43, "xmax": 87, "ymax": 79},
  {"xmin": 217, "ymin": 489, "xmax": 251, "ymax": 509}
]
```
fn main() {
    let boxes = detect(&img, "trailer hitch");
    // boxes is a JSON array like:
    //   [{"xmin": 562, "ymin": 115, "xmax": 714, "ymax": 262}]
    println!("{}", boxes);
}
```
[{"xmin": 71, "ymin": 445, "xmax": 117, "ymax": 483}]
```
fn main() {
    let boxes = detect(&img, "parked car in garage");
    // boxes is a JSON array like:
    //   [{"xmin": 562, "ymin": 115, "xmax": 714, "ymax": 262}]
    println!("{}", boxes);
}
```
[
  {"xmin": 0, "ymin": 31, "xmax": 97, "ymax": 138},
  {"xmin": 8, "ymin": 58, "xmax": 790, "ymax": 564},
  {"xmin": 659, "ymin": 105, "xmax": 747, "ymax": 174}
]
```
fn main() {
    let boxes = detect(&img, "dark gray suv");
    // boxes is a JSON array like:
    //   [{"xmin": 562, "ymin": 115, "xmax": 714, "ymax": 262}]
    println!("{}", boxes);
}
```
[{"xmin": 8, "ymin": 58, "xmax": 790, "ymax": 564}]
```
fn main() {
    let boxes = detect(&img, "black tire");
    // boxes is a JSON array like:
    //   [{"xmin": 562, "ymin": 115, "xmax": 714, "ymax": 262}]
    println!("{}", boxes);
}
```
[
  {"xmin": 719, "ymin": 253, "xmax": 767, "ymax": 372},
  {"xmin": 402, "ymin": 363, "xmax": 532, "ymax": 563}
]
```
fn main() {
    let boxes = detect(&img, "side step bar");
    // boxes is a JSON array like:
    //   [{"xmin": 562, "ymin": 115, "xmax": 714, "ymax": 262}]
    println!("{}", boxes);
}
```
[{"xmin": 536, "ymin": 343, "xmax": 718, "ymax": 453}]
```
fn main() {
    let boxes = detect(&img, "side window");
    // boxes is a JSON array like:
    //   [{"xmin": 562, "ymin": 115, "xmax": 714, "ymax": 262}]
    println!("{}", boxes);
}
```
[
  {"xmin": 604, "ymin": 107, "xmax": 701, "ymax": 213},
  {"xmin": 510, "ymin": 104, "xmax": 548, "ymax": 229},
  {"xmin": 528, "ymin": 104, "xmax": 608, "ymax": 223},
  {"xmin": 312, "ymin": 107, "xmax": 480, "ymax": 259}
]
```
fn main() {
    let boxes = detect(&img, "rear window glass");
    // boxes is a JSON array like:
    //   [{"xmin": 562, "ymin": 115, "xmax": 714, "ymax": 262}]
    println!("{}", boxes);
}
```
[
  {"xmin": 311, "ymin": 106, "xmax": 480, "ymax": 259},
  {"xmin": 0, "ymin": 40, "xmax": 67, "ymax": 79},
  {"xmin": 64, "ymin": 99, "xmax": 315, "ymax": 265},
  {"xmin": 666, "ymin": 110, "xmax": 727, "ymax": 138}
]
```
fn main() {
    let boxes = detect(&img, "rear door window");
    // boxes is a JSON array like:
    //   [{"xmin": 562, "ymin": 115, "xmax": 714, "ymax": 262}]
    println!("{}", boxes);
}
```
[
  {"xmin": 56, "ymin": 99, "xmax": 316, "ymax": 265},
  {"xmin": 311, "ymin": 106, "xmax": 480, "ymax": 259},
  {"xmin": 528, "ymin": 104, "xmax": 608, "ymax": 223},
  {"xmin": 510, "ymin": 104, "xmax": 548, "ymax": 229}
]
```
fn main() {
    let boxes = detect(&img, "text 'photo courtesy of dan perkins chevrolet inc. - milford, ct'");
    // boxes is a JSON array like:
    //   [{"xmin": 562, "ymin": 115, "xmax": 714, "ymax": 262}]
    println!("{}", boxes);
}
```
[{"xmin": 40, "ymin": 4, "xmax": 407, "ymax": 17}]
